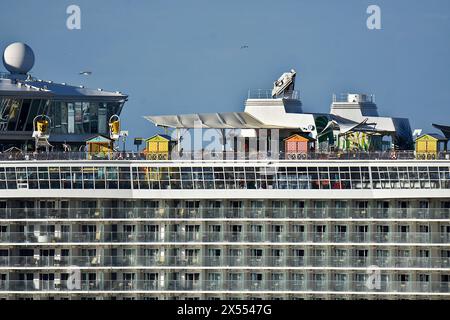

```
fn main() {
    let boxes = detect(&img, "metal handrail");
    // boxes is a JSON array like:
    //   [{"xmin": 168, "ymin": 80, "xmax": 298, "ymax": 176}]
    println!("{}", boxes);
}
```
[
  {"xmin": 0, "ymin": 255, "xmax": 447, "ymax": 268},
  {"xmin": 247, "ymin": 89, "xmax": 300, "ymax": 100},
  {"xmin": 0, "ymin": 207, "xmax": 449, "ymax": 219},
  {"xmin": 1, "ymin": 231, "xmax": 449, "ymax": 244},
  {"xmin": 0, "ymin": 279, "xmax": 449, "ymax": 292},
  {"xmin": 0, "ymin": 150, "xmax": 449, "ymax": 161}
]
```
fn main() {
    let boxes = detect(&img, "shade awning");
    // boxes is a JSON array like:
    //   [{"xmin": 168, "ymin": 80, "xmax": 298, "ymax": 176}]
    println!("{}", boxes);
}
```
[
  {"xmin": 329, "ymin": 115, "xmax": 395, "ymax": 134},
  {"xmin": 144, "ymin": 112, "xmax": 293, "ymax": 129}
]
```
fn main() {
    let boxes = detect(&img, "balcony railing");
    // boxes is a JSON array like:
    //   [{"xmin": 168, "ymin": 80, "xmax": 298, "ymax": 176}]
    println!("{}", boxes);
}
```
[
  {"xmin": 0, "ymin": 207, "xmax": 449, "ymax": 220},
  {"xmin": 1, "ymin": 231, "xmax": 449, "ymax": 243},
  {"xmin": 0, "ymin": 280, "xmax": 449, "ymax": 293},
  {"xmin": 0, "ymin": 255, "xmax": 448, "ymax": 268}
]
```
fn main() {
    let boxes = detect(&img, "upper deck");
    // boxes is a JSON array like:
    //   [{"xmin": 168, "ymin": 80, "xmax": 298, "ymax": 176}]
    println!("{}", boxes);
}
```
[{"xmin": 0, "ymin": 151, "xmax": 450, "ymax": 200}]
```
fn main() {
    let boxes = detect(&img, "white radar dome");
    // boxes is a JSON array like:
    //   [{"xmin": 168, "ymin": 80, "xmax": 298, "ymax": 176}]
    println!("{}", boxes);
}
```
[{"xmin": 2, "ymin": 42, "xmax": 35, "ymax": 74}]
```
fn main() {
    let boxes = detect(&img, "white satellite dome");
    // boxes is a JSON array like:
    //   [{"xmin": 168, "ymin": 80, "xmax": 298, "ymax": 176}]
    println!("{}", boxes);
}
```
[{"xmin": 2, "ymin": 42, "xmax": 35, "ymax": 74}]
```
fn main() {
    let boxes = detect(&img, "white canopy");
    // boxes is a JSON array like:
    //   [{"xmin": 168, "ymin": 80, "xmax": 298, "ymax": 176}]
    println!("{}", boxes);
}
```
[{"xmin": 144, "ymin": 112, "xmax": 295, "ymax": 129}]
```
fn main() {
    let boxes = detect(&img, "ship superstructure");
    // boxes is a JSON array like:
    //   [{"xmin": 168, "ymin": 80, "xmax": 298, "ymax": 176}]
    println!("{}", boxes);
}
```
[
  {"xmin": 0, "ymin": 43, "xmax": 449, "ymax": 300},
  {"xmin": 0, "ymin": 43, "xmax": 127, "ymax": 151}
]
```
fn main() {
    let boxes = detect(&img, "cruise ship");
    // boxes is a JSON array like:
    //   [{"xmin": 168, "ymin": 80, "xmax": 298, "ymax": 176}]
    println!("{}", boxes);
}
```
[{"xmin": 0, "ymin": 42, "xmax": 450, "ymax": 300}]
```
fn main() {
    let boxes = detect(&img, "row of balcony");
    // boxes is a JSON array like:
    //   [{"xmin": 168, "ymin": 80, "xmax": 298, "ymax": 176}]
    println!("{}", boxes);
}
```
[
  {"xmin": 0, "ymin": 280, "xmax": 449, "ymax": 293},
  {"xmin": 0, "ymin": 255, "xmax": 449, "ymax": 268},
  {"xmin": 1, "ymin": 208, "xmax": 449, "ymax": 219},
  {"xmin": 1, "ymin": 231, "xmax": 449, "ymax": 243}
]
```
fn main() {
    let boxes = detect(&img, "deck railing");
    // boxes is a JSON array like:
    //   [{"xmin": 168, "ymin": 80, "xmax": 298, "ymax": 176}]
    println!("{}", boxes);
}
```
[
  {"xmin": 0, "ymin": 280, "xmax": 449, "ymax": 293},
  {"xmin": 247, "ymin": 89, "xmax": 300, "ymax": 100},
  {"xmin": 0, "ymin": 150, "xmax": 449, "ymax": 161},
  {"xmin": 1, "ymin": 231, "xmax": 449, "ymax": 244},
  {"xmin": 0, "ymin": 207, "xmax": 449, "ymax": 220},
  {"xmin": 0, "ymin": 255, "xmax": 447, "ymax": 268}
]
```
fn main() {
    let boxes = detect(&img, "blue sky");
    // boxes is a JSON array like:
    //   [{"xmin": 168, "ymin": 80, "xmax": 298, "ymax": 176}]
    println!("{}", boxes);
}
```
[{"xmin": 1, "ymin": 0, "xmax": 450, "ymax": 143}]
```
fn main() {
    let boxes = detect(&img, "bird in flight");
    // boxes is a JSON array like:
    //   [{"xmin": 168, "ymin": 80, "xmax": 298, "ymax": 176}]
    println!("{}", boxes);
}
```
[
  {"xmin": 79, "ymin": 71, "xmax": 92, "ymax": 75},
  {"xmin": 240, "ymin": 45, "xmax": 249, "ymax": 49}
]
